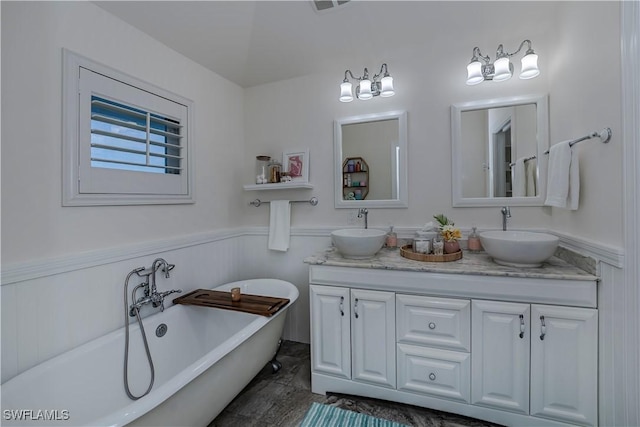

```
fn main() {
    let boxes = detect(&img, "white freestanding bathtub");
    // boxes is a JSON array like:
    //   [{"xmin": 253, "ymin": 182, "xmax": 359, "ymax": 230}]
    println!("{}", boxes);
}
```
[{"xmin": 1, "ymin": 279, "xmax": 298, "ymax": 427}]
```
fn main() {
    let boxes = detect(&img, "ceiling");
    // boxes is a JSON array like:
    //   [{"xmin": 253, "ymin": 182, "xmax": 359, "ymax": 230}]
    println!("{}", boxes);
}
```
[{"xmin": 94, "ymin": 1, "xmax": 558, "ymax": 89}]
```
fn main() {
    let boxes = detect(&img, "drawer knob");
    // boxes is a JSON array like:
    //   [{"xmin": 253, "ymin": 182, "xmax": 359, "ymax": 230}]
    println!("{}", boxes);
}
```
[
  {"xmin": 428, "ymin": 322, "xmax": 436, "ymax": 330},
  {"xmin": 429, "ymin": 373, "xmax": 436, "ymax": 381}
]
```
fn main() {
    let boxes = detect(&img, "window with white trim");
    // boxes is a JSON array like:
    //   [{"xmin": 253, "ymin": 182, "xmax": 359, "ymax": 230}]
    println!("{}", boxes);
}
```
[{"xmin": 63, "ymin": 49, "xmax": 194, "ymax": 205}]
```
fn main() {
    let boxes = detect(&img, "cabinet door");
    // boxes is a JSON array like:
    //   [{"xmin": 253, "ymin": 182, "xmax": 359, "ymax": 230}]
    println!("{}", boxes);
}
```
[
  {"xmin": 530, "ymin": 305, "xmax": 598, "ymax": 426},
  {"xmin": 351, "ymin": 289, "xmax": 396, "ymax": 388},
  {"xmin": 310, "ymin": 285, "xmax": 351, "ymax": 379},
  {"xmin": 472, "ymin": 300, "xmax": 530, "ymax": 414}
]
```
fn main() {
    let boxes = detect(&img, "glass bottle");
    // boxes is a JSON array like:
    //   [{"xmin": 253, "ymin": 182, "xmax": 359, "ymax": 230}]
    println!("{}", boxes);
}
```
[
  {"xmin": 468, "ymin": 226, "xmax": 482, "ymax": 251},
  {"xmin": 386, "ymin": 226, "xmax": 397, "ymax": 248},
  {"xmin": 256, "ymin": 155, "xmax": 270, "ymax": 184},
  {"xmin": 268, "ymin": 159, "xmax": 282, "ymax": 183}
]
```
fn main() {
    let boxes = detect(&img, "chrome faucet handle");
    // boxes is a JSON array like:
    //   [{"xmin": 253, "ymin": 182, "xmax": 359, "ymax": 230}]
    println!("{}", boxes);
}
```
[
  {"xmin": 163, "ymin": 263, "xmax": 175, "ymax": 279},
  {"xmin": 155, "ymin": 289, "xmax": 182, "ymax": 312},
  {"xmin": 357, "ymin": 208, "xmax": 369, "ymax": 229},
  {"xmin": 501, "ymin": 206, "xmax": 511, "ymax": 231},
  {"xmin": 159, "ymin": 289, "xmax": 182, "ymax": 298}
]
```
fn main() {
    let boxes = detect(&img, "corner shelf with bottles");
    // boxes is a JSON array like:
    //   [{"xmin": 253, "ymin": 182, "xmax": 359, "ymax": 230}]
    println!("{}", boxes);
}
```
[{"xmin": 342, "ymin": 157, "xmax": 368, "ymax": 200}]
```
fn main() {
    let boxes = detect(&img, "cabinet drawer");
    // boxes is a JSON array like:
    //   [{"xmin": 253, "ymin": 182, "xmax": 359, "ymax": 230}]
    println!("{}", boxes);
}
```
[
  {"xmin": 396, "ymin": 294, "xmax": 470, "ymax": 351},
  {"xmin": 397, "ymin": 343, "xmax": 470, "ymax": 403}
]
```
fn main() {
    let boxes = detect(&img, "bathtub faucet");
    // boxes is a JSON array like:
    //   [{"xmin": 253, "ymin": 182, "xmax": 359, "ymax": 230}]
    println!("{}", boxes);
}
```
[
  {"xmin": 149, "ymin": 258, "xmax": 175, "ymax": 295},
  {"xmin": 129, "ymin": 260, "xmax": 181, "ymax": 316}
]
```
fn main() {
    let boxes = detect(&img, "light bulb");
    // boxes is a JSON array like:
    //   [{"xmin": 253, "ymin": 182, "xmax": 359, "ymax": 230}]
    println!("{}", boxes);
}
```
[
  {"xmin": 380, "ymin": 75, "xmax": 395, "ymax": 97},
  {"xmin": 520, "ymin": 52, "xmax": 540, "ymax": 79},
  {"xmin": 466, "ymin": 61, "xmax": 484, "ymax": 85},
  {"xmin": 493, "ymin": 56, "xmax": 512, "ymax": 82},
  {"xmin": 339, "ymin": 81, "xmax": 353, "ymax": 102},
  {"xmin": 358, "ymin": 79, "xmax": 373, "ymax": 100}
]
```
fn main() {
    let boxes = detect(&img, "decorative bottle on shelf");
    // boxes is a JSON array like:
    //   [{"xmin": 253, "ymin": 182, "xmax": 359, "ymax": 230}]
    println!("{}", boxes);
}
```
[
  {"xmin": 386, "ymin": 226, "xmax": 397, "ymax": 248},
  {"xmin": 268, "ymin": 159, "xmax": 281, "ymax": 183},
  {"xmin": 467, "ymin": 226, "xmax": 482, "ymax": 251},
  {"xmin": 346, "ymin": 174, "xmax": 352, "ymax": 187}
]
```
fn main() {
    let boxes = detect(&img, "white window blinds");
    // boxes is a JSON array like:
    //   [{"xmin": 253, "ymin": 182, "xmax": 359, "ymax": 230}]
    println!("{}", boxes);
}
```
[
  {"xmin": 90, "ymin": 97, "xmax": 183, "ymax": 175},
  {"xmin": 63, "ymin": 49, "xmax": 194, "ymax": 206}
]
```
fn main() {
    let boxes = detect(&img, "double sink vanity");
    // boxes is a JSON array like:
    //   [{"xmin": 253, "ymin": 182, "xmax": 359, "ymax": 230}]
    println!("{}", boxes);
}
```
[
  {"xmin": 305, "ymin": 246, "xmax": 598, "ymax": 427},
  {"xmin": 315, "ymin": 93, "xmax": 599, "ymax": 426}
]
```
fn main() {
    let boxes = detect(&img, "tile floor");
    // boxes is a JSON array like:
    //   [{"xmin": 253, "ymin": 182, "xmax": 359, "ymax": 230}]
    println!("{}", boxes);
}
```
[{"xmin": 209, "ymin": 341, "xmax": 501, "ymax": 427}]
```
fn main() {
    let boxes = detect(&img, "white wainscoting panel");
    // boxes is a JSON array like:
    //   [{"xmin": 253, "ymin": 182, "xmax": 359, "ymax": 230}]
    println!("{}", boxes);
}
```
[
  {"xmin": 238, "ymin": 230, "xmax": 332, "ymax": 344},
  {"xmin": 1, "ymin": 234, "xmax": 243, "ymax": 383},
  {"xmin": 597, "ymin": 262, "xmax": 625, "ymax": 426}
]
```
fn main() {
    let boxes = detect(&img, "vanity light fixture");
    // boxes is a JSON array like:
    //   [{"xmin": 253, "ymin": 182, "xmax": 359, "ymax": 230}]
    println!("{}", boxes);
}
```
[
  {"xmin": 466, "ymin": 40, "xmax": 540, "ymax": 85},
  {"xmin": 339, "ymin": 63, "xmax": 395, "ymax": 102}
]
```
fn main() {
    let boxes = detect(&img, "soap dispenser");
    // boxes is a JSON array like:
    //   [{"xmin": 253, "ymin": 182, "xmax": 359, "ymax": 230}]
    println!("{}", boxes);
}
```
[
  {"xmin": 386, "ymin": 226, "xmax": 397, "ymax": 248},
  {"xmin": 467, "ymin": 226, "xmax": 482, "ymax": 251}
]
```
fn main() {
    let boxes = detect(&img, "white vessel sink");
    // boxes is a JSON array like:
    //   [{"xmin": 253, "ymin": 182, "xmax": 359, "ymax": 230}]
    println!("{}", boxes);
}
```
[
  {"xmin": 331, "ymin": 228, "xmax": 387, "ymax": 259},
  {"xmin": 480, "ymin": 230, "xmax": 559, "ymax": 267}
]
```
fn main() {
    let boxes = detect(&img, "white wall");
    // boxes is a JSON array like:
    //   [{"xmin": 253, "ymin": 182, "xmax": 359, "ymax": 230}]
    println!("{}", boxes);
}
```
[
  {"xmin": 546, "ymin": 1, "xmax": 623, "ymax": 243},
  {"xmin": 1, "ymin": 1, "xmax": 246, "ymax": 265}
]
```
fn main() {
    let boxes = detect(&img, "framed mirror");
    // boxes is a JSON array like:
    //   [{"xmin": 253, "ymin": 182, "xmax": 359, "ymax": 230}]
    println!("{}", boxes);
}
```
[
  {"xmin": 451, "ymin": 94, "xmax": 548, "ymax": 207},
  {"xmin": 334, "ymin": 111, "xmax": 408, "ymax": 208}
]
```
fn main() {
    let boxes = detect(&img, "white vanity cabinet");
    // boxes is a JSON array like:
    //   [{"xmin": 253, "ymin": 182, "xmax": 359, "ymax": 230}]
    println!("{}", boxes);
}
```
[
  {"xmin": 472, "ymin": 300, "xmax": 598, "ymax": 426},
  {"xmin": 308, "ymin": 263, "xmax": 599, "ymax": 427},
  {"xmin": 309, "ymin": 285, "xmax": 396, "ymax": 389},
  {"xmin": 309, "ymin": 285, "xmax": 351, "ymax": 379},
  {"xmin": 529, "ymin": 304, "xmax": 598, "ymax": 426},
  {"xmin": 472, "ymin": 300, "xmax": 531, "ymax": 414}
]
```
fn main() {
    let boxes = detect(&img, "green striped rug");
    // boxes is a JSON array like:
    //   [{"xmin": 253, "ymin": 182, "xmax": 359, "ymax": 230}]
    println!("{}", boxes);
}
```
[{"xmin": 299, "ymin": 402, "xmax": 409, "ymax": 427}]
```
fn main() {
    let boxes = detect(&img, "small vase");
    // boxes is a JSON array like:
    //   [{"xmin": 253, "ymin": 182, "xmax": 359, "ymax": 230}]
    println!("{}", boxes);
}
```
[{"xmin": 444, "ymin": 240, "xmax": 460, "ymax": 254}]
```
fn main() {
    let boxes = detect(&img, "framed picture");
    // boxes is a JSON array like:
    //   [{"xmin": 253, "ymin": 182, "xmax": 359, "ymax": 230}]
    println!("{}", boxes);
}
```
[{"xmin": 282, "ymin": 148, "xmax": 309, "ymax": 182}]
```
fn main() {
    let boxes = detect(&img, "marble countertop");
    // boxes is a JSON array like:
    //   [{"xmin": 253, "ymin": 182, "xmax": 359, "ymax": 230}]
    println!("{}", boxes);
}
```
[{"xmin": 304, "ymin": 247, "xmax": 598, "ymax": 281}]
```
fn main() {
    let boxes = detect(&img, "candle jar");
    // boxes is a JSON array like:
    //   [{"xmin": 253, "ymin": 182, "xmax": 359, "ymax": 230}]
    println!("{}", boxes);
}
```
[
  {"xmin": 231, "ymin": 287, "xmax": 241, "ymax": 302},
  {"xmin": 414, "ymin": 237, "xmax": 431, "ymax": 254},
  {"xmin": 256, "ymin": 155, "xmax": 270, "ymax": 184}
]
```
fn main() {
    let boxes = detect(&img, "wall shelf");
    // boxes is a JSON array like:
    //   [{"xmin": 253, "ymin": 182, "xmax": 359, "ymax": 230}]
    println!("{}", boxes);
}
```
[{"xmin": 243, "ymin": 182, "xmax": 314, "ymax": 191}]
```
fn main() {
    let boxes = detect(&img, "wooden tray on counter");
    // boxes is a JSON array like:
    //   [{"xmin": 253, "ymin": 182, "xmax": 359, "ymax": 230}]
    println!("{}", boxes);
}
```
[
  {"xmin": 173, "ymin": 289, "xmax": 290, "ymax": 317},
  {"xmin": 400, "ymin": 245, "xmax": 463, "ymax": 262}
]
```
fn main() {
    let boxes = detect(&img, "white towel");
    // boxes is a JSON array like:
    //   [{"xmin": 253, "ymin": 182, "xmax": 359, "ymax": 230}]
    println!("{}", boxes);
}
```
[
  {"xmin": 268, "ymin": 200, "xmax": 291, "ymax": 251},
  {"xmin": 512, "ymin": 157, "xmax": 527, "ymax": 197},
  {"xmin": 525, "ymin": 158, "xmax": 537, "ymax": 197},
  {"xmin": 544, "ymin": 141, "xmax": 580, "ymax": 210}
]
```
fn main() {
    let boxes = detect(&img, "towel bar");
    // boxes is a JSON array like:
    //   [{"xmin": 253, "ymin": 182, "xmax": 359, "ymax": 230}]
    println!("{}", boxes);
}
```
[
  {"xmin": 510, "ymin": 155, "xmax": 537, "ymax": 167},
  {"xmin": 250, "ymin": 197, "xmax": 318, "ymax": 207},
  {"xmin": 544, "ymin": 127, "xmax": 611, "ymax": 154}
]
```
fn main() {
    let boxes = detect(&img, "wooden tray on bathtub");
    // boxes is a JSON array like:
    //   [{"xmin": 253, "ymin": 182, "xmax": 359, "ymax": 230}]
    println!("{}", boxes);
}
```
[{"xmin": 172, "ymin": 289, "xmax": 290, "ymax": 317}]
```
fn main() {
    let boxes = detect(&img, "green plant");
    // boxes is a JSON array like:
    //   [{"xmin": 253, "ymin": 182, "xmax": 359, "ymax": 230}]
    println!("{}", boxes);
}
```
[{"xmin": 433, "ymin": 214, "xmax": 454, "ymax": 228}]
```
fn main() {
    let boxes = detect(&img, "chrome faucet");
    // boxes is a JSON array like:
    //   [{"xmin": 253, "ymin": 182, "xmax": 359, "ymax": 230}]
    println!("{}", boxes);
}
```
[
  {"xmin": 357, "ymin": 208, "xmax": 369, "ymax": 229},
  {"xmin": 501, "ymin": 206, "xmax": 511, "ymax": 231},
  {"xmin": 129, "ymin": 259, "xmax": 181, "ymax": 316}
]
